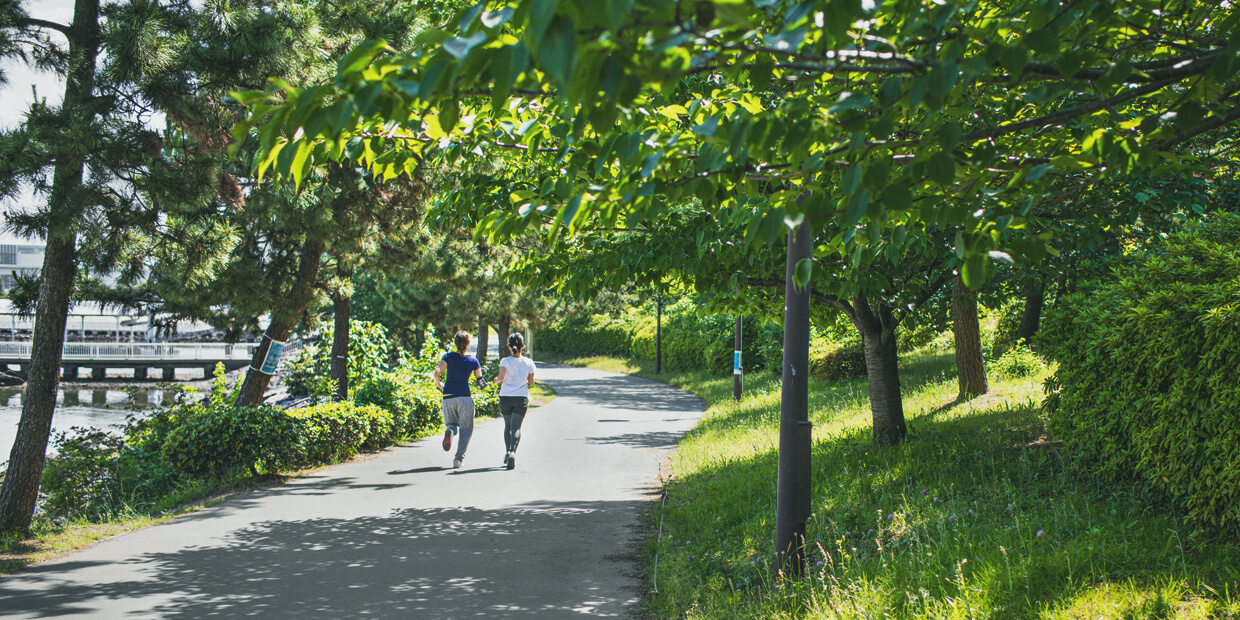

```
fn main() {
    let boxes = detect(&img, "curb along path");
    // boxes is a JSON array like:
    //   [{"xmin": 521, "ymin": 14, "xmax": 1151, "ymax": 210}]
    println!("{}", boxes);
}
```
[{"xmin": 0, "ymin": 363, "xmax": 704, "ymax": 619}]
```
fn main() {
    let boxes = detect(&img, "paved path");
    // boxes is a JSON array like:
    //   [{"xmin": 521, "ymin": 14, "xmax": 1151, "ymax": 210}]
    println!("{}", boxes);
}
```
[{"xmin": 0, "ymin": 364, "xmax": 703, "ymax": 618}]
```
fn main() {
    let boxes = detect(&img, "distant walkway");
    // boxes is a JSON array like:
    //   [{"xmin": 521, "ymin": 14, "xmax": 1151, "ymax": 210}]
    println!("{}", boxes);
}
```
[{"xmin": 0, "ymin": 364, "xmax": 704, "ymax": 618}]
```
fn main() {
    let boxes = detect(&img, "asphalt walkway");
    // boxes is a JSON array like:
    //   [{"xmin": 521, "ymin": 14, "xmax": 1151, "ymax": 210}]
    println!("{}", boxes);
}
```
[{"xmin": 0, "ymin": 364, "xmax": 703, "ymax": 618}]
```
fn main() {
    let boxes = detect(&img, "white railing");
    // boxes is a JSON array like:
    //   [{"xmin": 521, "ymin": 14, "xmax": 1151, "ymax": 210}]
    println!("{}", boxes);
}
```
[{"xmin": 0, "ymin": 342, "xmax": 257, "ymax": 362}]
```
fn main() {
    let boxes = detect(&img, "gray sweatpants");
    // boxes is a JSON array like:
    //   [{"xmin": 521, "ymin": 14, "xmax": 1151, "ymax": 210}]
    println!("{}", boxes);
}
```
[{"xmin": 442, "ymin": 396, "xmax": 475, "ymax": 460}]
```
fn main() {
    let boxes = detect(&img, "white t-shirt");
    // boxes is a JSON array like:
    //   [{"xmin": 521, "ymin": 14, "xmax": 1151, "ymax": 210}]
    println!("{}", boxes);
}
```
[{"xmin": 499, "ymin": 355, "xmax": 537, "ymax": 397}]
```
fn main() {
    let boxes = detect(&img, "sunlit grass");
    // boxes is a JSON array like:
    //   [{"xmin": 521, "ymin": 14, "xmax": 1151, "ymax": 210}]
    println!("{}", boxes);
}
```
[{"xmin": 546, "ymin": 350, "xmax": 1240, "ymax": 619}]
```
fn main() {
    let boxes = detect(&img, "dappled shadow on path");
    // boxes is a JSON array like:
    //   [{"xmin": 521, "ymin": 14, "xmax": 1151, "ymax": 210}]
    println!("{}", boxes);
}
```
[
  {"xmin": 546, "ymin": 373, "xmax": 703, "ymax": 414},
  {"xmin": 0, "ymin": 500, "xmax": 642, "ymax": 619}
]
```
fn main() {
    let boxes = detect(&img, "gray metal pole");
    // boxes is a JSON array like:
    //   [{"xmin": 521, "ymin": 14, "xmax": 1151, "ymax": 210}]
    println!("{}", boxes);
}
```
[
  {"xmin": 733, "ymin": 315, "xmax": 743, "ymax": 401},
  {"xmin": 776, "ymin": 220, "xmax": 813, "ymax": 578}
]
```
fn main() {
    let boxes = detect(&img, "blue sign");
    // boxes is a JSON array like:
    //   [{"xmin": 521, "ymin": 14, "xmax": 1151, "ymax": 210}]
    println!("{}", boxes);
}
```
[
  {"xmin": 258, "ymin": 339, "xmax": 286, "ymax": 374},
  {"xmin": 734, "ymin": 350, "xmax": 742, "ymax": 375}
]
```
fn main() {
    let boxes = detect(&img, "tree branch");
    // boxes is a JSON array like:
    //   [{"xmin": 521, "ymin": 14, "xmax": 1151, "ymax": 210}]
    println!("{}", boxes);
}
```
[{"xmin": 16, "ymin": 17, "xmax": 70, "ymax": 37}]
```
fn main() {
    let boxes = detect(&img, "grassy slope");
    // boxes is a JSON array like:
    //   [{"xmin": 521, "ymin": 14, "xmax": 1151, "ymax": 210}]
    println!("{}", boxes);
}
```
[{"xmin": 541, "ymin": 351, "xmax": 1240, "ymax": 619}]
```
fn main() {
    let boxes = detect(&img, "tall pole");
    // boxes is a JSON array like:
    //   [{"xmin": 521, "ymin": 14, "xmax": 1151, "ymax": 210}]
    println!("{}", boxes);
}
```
[
  {"xmin": 776, "ymin": 220, "xmax": 813, "ymax": 578},
  {"xmin": 655, "ymin": 297, "xmax": 662, "ymax": 374},
  {"xmin": 733, "ymin": 315, "xmax": 743, "ymax": 401}
]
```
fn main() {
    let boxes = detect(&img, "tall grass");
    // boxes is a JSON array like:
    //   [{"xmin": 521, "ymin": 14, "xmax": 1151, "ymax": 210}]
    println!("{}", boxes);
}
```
[{"xmin": 545, "ymin": 351, "xmax": 1240, "ymax": 619}]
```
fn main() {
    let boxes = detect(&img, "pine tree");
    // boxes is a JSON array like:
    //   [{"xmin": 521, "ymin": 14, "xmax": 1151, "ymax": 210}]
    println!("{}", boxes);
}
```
[{"xmin": 0, "ymin": 0, "xmax": 315, "ymax": 534}]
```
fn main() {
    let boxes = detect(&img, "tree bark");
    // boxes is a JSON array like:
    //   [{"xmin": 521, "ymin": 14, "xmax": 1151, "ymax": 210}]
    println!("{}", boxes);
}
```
[
  {"xmin": 855, "ymin": 297, "xmax": 907, "ymax": 446},
  {"xmin": 497, "ymin": 315, "xmax": 510, "ymax": 361},
  {"xmin": 330, "ymin": 281, "xmax": 351, "ymax": 402},
  {"xmin": 234, "ymin": 236, "xmax": 326, "ymax": 407},
  {"xmin": 952, "ymin": 276, "xmax": 989, "ymax": 397},
  {"xmin": 1015, "ymin": 283, "xmax": 1044, "ymax": 345},
  {"xmin": 476, "ymin": 317, "xmax": 489, "ymax": 365},
  {"xmin": 0, "ymin": 0, "xmax": 99, "ymax": 535}
]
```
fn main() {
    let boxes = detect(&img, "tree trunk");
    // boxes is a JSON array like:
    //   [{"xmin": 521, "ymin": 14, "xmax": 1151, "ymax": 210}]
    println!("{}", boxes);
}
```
[
  {"xmin": 855, "ymin": 297, "xmax": 906, "ymax": 446},
  {"xmin": 952, "ymin": 276, "xmax": 989, "ymax": 397},
  {"xmin": 1015, "ymin": 284, "xmax": 1044, "ymax": 345},
  {"xmin": 476, "ymin": 317, "xmax": 489, "ymax": 365},
  {"xmin": 655, "ymin": 298, "xmax": 662, "ymax": 373},
  {"xmin": 497, "ymin": 315, "xmax": 510, "ymax": 361},
  {"xmin": 234, "ymin": 236, "xmax": 326, "ymax": 407},
  {"xmin": 0, "ymin": 0, "xmax": 99, "ymax": 535},
  {"xmin": 330, "ymin": 286, "xmax": 351, "ymax": 403}
]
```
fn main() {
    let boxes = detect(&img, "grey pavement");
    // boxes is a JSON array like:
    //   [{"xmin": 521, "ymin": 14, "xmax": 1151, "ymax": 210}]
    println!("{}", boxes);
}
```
[{"xmin": 0, "ymin": 364, "xmax": 703, "ymax": 619}]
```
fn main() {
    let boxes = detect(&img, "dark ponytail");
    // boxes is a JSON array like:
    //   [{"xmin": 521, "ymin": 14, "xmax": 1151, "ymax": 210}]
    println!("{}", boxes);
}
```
[
  {"xmin": 507, "ymin": 332, "xmax": 525, "ymax": 355},
  {"xmin": 454, "ymin": 331, "xmax": 471, "ymax": 353}
]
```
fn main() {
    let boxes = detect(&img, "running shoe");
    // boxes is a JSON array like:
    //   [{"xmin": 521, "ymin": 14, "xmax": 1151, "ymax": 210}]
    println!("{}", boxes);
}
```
[
  {"xmin": 442, "ymin": 430, "xmax": 452, "ymax": 451},
  {"xmin": 506, "ymin": 454, "xmax": 516, "ymax": 470},
  {"xmin": 452, "ymin": 457, "xmax": 463, "ymax": 469}
]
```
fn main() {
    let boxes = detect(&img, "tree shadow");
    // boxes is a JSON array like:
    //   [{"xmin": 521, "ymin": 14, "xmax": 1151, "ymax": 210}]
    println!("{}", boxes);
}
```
[
  {"xmin": 0, "ymin": 501, "xmax": 645, "ymax": 619},
  {"xmin": 544, "ymin": 372, "xmax": 703, "ymax": 413}
]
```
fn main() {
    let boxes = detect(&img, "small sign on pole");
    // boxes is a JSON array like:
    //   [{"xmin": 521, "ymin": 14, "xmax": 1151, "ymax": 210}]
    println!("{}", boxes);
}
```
[
  {"xmin": 734, "ymin": 350, "xmax": 742, "ymax": 375},
  {"xmin": 253, "ymin": 338, "xmax": 286, "ymax": 375}
]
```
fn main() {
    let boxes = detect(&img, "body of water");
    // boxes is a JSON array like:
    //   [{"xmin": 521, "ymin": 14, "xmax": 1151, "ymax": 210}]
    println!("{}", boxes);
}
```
[{"xmin": 0, "ymin": 389, "xmax": 170, "ymax": 463}]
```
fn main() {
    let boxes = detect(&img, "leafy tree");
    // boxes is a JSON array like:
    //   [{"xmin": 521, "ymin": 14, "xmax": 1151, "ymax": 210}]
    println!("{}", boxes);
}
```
[
  {"xmin": 0, "ymin": 0, "xmax": 315, "ymax": 533},
  {"xmin": 238, "ymin": 0, "xmax": 1240, "ymax": 448}
]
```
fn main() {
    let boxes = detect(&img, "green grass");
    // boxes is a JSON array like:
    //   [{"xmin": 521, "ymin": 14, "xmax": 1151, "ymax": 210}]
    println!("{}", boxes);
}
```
[{"xmin": 541, "ymin": 351, "xmax": 1240, "ymax": 619}]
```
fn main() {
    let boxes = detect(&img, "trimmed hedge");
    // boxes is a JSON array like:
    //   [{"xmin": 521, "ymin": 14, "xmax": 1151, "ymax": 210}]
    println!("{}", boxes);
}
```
[{"xmin": 1042, "ymin": 215, "xmax": 1240, "ymax": 528}]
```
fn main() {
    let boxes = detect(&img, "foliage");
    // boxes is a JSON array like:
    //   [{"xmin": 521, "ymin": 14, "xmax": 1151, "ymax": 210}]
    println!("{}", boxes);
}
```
[
  {"xmin": 241, "ymin": 0, "xmax": 1240, "ymax": 292},
  {"xmin": 539, "ymin": 300, "xmax": 774, "ymax": 374},
  {"xmin": 990, "ymin": 344, "xmax": 1046, "ymax": 379},
  {"xmin": 1042, "ymin": 214, "xmax": 1240, "ymax": 528},
  {"xmin": 285, "ymin": 320, "xmax": 395, "ymax": 398},
  {"xmin": 808, "ymin": 339, "xmax": 866, "ymax": 383}
]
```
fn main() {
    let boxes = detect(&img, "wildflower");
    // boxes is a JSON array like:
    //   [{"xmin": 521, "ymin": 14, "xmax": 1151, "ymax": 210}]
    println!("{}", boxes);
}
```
[
  {"xmin": 921, "ymin": 489, "xmax": 927, "ymax": 495},
  {"xmin": 934, "ymin": 497, "xmax": 940, "ymax": 502},
  {"xmin": 1036, "ymin": 530, "xmax": 1044, "ymax": 537},
  {"xmin": 949, "ymin": 516, "xmax": 955, "ymax": 522},
  {"xmin": 816, "ymin": 560, "xmax": 824, "ymax": 566},
  {"xmin": 867, "ymin": 528, "xmax": 875, "ymax": 535},
  {"xmin": 887, "ymin": 513, "xmax": 894, "ymax": 520},
  {"xmin": 967, "ymin": 509, "xmax": 974, "ymax": 516}
]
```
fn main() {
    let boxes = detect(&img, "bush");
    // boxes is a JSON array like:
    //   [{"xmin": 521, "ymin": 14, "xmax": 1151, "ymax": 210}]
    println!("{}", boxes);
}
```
[
  {"xmin": 286, "ymin": 320, "xmax": 395, "ymax": 398},
  {"xmin": 990, "ymin": 344, "xmax": 1045, "ymax": 378},
  {"xmin": 541, "ymin": 300, "xmax": 775, "ymax": 374},
  {"xmin": 809, "ymin": 339, "xmax": 867, "ymax": 382},
  {"xmin": 1042, "ymin": 214, "xmax": 1240, "ymax": 528}
]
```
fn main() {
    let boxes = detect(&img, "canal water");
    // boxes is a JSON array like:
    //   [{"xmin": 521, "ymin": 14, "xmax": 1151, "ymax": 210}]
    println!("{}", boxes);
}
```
[{"xmin": 0, "ymin": 389, "xmax": 172, "ymax": 463}]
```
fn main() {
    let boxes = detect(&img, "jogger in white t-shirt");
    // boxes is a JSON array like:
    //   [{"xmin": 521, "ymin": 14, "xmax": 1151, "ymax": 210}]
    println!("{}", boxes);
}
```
[{"xmin": 494, "ymin": 332, "xmax": 536, "ymax": 470}]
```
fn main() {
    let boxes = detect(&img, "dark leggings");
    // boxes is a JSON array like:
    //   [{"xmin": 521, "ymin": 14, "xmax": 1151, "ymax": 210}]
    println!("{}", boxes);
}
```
[{"xmin": 500, "ymin": 396, "xmax": 529, "ymax": 453}]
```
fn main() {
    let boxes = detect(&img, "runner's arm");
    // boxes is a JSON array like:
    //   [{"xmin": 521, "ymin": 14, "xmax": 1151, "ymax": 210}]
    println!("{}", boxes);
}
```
[
  {"xmin": 527, "ymin": 370, "xmax": 535, "ymax": 388},
  {"xmin": 495, "ymin": 366, "xmax": 508, "ymax": 384},
  {"xmin": 433, "ymin": 360, "xmax": 447, "ymax": 390}
]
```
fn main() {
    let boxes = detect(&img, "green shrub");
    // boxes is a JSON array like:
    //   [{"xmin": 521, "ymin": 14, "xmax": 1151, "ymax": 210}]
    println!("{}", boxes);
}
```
[
  {"xmin": 40, "ymin": 428, "xmax": 127, "ymax": 519},
  {"xmin": 541, "ymin": 299, "xmax": 775, "ymax": 374},
  {"xmin": 1042, "ymin": 214, "xmax": 1240, "ymax": 528},
  {"xmin": 990, "ymin": 344, "xmax": 1045, "ymax": 378},
  {"xmin": 808, "ymin": 339, "xmax": 867, "ymax": 382},
  {"xmin": 286, "ymin": 320, "xmax": 395, "ymax": 398}
]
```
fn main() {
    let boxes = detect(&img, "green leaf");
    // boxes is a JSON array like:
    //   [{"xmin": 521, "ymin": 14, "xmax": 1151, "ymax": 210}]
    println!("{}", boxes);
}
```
[
  {"xmin": 482, "ymin": 7, "xmax": 514, "ymax": 28},
  {"xmin": 538, "ymin": 15, "xmax": 577, "ymax": 90},
  {"xmin": 793, "ymin": 257, "xmax": 813, "ymax": 289},
  {"xmin": 337, "ymin": 39, "xmax": 389, "ymax": 76},
  {"xmin": 961, "ymin": 254, "xmax": 989, "ymax": 288},
  {"xmin": 927, "ymin": 152, "xmax": 955, "ymax": 185},
  {"xmin": 525, "ymin": 0, "xmax": 559, "ymax": 51},
  {"xmin": 939, "ymin": 121, "xmax": 961, "ymax": 151},
  {"xmin": 881, "ymin": 184, "xmax": 912, "ymax": 211},
  {"xmin": 1024, "ymin": 29, "xmax": 1059, "ymax": 55},
  {"xmin": 444, "ymin": 32, "xmax": 487, "ymax": 60},
  {"xmin": 843, "ymin": 189, "xmax": 869, "ymax": 225}
]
